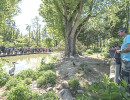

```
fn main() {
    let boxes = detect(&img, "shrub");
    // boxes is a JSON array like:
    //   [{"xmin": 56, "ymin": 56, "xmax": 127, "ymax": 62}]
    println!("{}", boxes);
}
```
[
  {"xmin": 31, "ymin": 91, "xmax": 42, "ymax": 100},
  {"xmin": 6, "ymin": 78, "xmax": 21, "ymax": 90},
  {"xmin": 76, "ymin": 75, "xmax": 130, "ymax": 100},
  {"xmin": 36, "ymin": 71, "xmax": 45, "ymax": 79},
  {"xmin": 68, "ymin": 78, "xmax": 80, "ymax": 89},
  {"xmin": 7, "ymin": 84, "xmax": 32, "ymax": 100},
  {"xmin": 86, "ymin": 49, "xmax": 93, "ymax": 54},
  {"xmin": 42, "ymin": 91, "xmax": 59, "ymax": 100},
  {"xmin": 87, "ymin": 68, "xmax": 92, "ymax": 72},
  {"xmin": 32, "ymin": 91, "xmax": 59, "ymax": 100},
  {"xmin": 92, "ymin": 48, "xmax": 101, "ymax": 53},
  {"xmin": 77, "ymin": 63, "xmax": 85, "ymax": 73},
  {"xmin": 53, "ymin": 40, "xmax": 65, "ymax": 51},
  {"xmin": 2, "ymin": 91, "xmax": 9, "ymax": 97},
  {"xmin": 50, "ymin": 56, "xmax": 58, "ymax": 63},
  {"xmin": 76, "ymin": 40, "xmax": 86, "ymax": 52},
  {"xmin": 24, "ymin": 78, "xmax": 32, "ymax": 85},
  {"xmin": 0, "ymin": 72, "xmax": 11, "ymax": 87},
  {"xmin": 36, "ymin": 63, "xmax": 53, "ymax": 72},
  {"xmin": 101, "ymin": 47, "xmax": 110, "ymax": 58},
  {"xmin": 37, "ymin": 70, "xmax": 56, "ymax": 86},
  {"xmin": 15, "ymin": 68, "xmax": 36, "ymax": 80}
]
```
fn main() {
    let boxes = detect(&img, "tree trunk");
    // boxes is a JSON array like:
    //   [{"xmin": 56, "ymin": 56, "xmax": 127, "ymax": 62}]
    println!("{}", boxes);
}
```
[{"xmin": 65, "ymin": 18, "xmax": 72, "ymax": 57}]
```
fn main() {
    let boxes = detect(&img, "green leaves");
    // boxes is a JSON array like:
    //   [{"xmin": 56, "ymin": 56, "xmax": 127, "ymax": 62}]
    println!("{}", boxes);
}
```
[{"xmin": 76, "ymin": 75, "xmax": 130, "ymax": 100}]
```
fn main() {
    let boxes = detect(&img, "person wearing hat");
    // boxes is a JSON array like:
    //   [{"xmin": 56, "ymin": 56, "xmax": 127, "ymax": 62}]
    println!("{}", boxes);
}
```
[{"xmin": 117, "ymin": 28, "xmax": 130, "ymax": 84}]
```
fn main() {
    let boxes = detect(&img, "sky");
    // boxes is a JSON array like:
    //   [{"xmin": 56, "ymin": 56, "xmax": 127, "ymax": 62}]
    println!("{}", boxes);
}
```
[{"xmin": 14, "ymin": 0, "xmax": 45, "ymax": 35}]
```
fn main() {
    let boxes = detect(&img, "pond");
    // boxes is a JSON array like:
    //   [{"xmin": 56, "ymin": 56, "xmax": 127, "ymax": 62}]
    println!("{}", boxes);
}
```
[{"xmin": 2, "ymin": 53, "xmax": 59, "ymax": 74}]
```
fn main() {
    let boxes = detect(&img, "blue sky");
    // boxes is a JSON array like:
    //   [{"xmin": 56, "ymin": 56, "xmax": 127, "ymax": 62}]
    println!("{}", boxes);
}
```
[{"xmin": 14, "ymin": 0, "xmax": 45, "ymax": 35}]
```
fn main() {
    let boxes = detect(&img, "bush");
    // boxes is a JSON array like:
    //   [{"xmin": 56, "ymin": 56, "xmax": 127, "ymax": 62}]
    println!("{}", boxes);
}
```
[
  {"xmin": 68, "ymin": 78, "xmax": 80, "ymax": 89},
  {"xmin": 76, "ymin": 40, "xmax": 86, "ymax": 52},
  {"xmin": 7, "ymin": 84, "xmax": 32, "ymax": 100},
  {"xmin": 92, "ymin": 48, "xmax": 101, "ymax": 53},
  {"xmin": 42, "ymin": 91, "xmax": 59, "ymax": 100},
  {"xmin": 36, "ymin": 71, "xmax": 45, "ymax": 79},
  {"xmin": 76, "ymin": 75, "xmax": 130, "ymax": 100},
  {"xmin": 53, "ymin": 40, "xmax": 65, "ymax": 52},
  {"xmin": 6, "ymin": 78, "xmax": 21, "ymax": 90},
  {"xmin": 0, "ymin": 72, "xmax": 11, "ymax": 87},
  {"xmin": 31, "ymin": 91, "xmax": 42, "ymax": 100},
  {"xmin": 32, "ymin": 91, "xmax": 59, "ymax": 100},
  {"xmin": 101, "ymin": 47, "xmax": 110, "ymax": 58},
  {"xmin": 24, "ymin": 78, "xmax": 32, "ymax": 85},
  {"xmin": 36, "ymin": 63, "xmax": 53, "ymax": 72},
  {"xmin": 86, "ymin": 49, "xmax": 93, "ymax": 54},
  {"xmin": 15, "ymin": 68, "xmax": 36, "ymax": 80},
  {"xmin": 50, "ymin": 56, "xmax": 58, "ymax": 63},
  {"xmin": 37, "ymin": 70, "xmax": 56, "ymax": 86},
  {"xmin": 77, "ymin": 63, "xmax": 85, "ymax": 73}
]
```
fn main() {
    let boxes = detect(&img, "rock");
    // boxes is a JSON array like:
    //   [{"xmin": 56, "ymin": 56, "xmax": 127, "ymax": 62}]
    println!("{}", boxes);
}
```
[
  {"xmin": 33, "ymin": 88, "xmax": 39, "ymax": 91},
  {"xmin": 41, "ymin": 85, "xmax": 46, "ymax": 89},
  {"xmin": 47, "ymin": 87, "xmax": 53, "ymax": 91},
  {"xmin": 61, "ymin": 81, "xmax": 69, "ymax": 88},
  {"xmin": 56, "ymin": 84, "xmax": 62, "ymax": 90},
  {"xmin": 37, "ymin": 84, "xmax": 41, "ymax": 88},
  {"xmin": 57, "ymin": 89, "xmax": 73, "ymax": 100},
  {"xmin": 47, "ymin": 83, "xmax": 52, "ymax": 87},
  {"xmin": 77, "ymin": 90, "xmax": 84, "ymax": 94}
]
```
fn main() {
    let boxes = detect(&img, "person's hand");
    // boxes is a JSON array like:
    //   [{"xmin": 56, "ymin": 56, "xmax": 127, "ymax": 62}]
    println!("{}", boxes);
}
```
[{"xmin": 116, "ymin": 50, "xmax": 121, "ymax": 53}]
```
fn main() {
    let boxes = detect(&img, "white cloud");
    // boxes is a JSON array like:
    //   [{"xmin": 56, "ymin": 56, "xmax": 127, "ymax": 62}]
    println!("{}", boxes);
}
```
[{"xmin": 14, "ymin": 0, "xmax": 44, "ymax": 35}]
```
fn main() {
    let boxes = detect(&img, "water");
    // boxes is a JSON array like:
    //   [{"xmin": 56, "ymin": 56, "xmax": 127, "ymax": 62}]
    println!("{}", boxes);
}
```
[{"xmin": 2, "ymin": 54, "xmax": 53, "ymax": 74}]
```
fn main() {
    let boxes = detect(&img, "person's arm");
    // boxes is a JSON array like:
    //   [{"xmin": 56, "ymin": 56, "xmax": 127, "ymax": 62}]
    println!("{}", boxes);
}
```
[{"xmin": 117, "ymin": 43, "xmax": 130, "ymax": 53}]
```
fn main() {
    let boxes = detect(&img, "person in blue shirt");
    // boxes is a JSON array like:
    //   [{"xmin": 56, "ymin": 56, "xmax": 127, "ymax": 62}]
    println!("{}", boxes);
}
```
[{"xmin": 117, "ymin": 28, "xmax": 130, "ymax": 84}]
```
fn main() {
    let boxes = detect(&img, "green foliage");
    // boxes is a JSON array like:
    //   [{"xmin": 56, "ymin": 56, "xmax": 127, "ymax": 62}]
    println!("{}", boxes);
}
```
[
  {"xmin": 36, "ymin": 71, "xmax": 45, "ymax": 79},
  {"xmin": 2, "ymin": 91, "xmax": 9, "ymax": 97},
  {"xmin": 0, "ymin": 72, "xmax": 11, "ymax": 87},
  {"xmin": 92, "ymin": 48, "xmax": 101, "ymax": 53},
  {"xmin": 43, "ymin": 37, "xmax": 54, "ymax": 47},
  {"xmin": 76, "ymin": 75, "xmax": 130, "ymax": 100},
  {"xmin": 0, "ymin": 59, "xmax": 3, "ymax": 72},
  {"xmin": 77, "ymin": 63, "xmax": 85, "ymax": 73},
  {"xmin": 36, "ymin": 63, "xmax": 53, "ymax": 72},
  {"xmin": 6, "ymin": 78, "xmax": 21, "ymax": 90},
  {"xmin": 42, "ymin": 91, "xmax": 59, "ymax": 100},
  {"xmin": 37, "ymin": 70, "xmax": 56, "ymax": 86},
  {"xmin": 86, "ymin": 68, "xmax": 92, "ymax": 72},
  {"xmin": 24, "ymin": 78, "xmax": 32, "ymax": 85},
  {"xmin": 68, "ymin": 78, "xmax": 80, "ymax": 90},
  {"xmin": 50, "ymin": 56, "xmax": 58, "ymax": 63},
  {"xmin": 53, "ymin": 40, "xmax": 65, "ymax": 51},
  {"xmin": 31, "ymin": 91, "xmax": 60, "ymax": 100},
  {"xmin": 7, "ymin": 84, "xmax": 32, "ymax": 100},
  {"xmin": 86, "ymin": 49, "xmax": 93, "ymax": 54},
  {"xmin": 15, "ymin": 68, "xmax": 36, "ymax": 80},
  {"xmin": 76, "ymin": 41, "xmax": 86, "ymax": 52}
]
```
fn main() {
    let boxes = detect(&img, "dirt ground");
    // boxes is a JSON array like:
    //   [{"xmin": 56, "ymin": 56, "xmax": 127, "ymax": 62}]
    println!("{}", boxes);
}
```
[
  {"xmin": 0, "ymin": 53, "xmax": 110, "ymax": 99},
  {"xmin": 53, "ymin": 54, "xmax": 110, "ymax": 86}
]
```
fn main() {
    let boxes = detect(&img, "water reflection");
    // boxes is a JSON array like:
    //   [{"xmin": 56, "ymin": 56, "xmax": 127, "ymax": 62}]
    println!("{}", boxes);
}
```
[{"xmin": 2, "ymin": 54, "xmax": 50, "ymax": 74}]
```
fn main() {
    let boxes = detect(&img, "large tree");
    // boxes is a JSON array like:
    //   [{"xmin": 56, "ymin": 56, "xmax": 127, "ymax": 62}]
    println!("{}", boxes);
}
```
[
  {"xmin": 0, "ymin": 0, "xmax": 21, "ymax": 43},
  {"xmin": 39, "ymin": 0, "xmax": 112, "ymax": 57}
]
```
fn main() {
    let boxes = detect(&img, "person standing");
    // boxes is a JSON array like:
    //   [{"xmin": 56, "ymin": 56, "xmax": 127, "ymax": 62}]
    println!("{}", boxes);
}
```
[{"xmin": 117, "ymin": 28, "xmax": 130, "ymax": 83}]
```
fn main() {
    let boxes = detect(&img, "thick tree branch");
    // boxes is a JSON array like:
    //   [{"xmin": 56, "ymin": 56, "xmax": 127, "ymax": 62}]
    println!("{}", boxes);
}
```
[{"xmin": 71, "ymin": 0, "xmax": 85, "ymax": 37}]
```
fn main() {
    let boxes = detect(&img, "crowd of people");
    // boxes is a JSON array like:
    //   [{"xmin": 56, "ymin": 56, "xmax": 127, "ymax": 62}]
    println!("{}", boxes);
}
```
[{"xmin": 0, "ymin": 47, "xmax": 53, "ymax": 56}]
